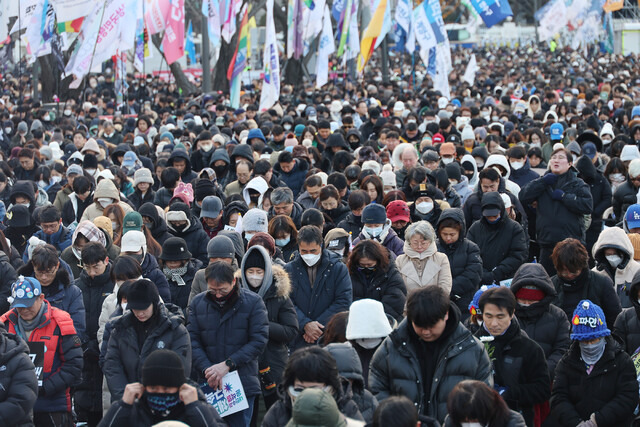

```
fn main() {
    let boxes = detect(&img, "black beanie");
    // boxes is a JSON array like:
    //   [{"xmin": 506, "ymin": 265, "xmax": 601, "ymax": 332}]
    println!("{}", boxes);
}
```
[
  {"xmin": 142, "ymin": 349, "xmax": 185, "ymax": 388},
  {"xmin": 195, "ymin": 178, "xmax": 216, "ymax": 201},
  {"xmin": 127, "ymin": 279, "xmax": 160, "ymax": 310},
  {"xmin": 244, "ymin": 249, "xmax": 265, "ymax": 270},
  {"xmin": 445, "ymin": 163, "xmax": 462, "ymax": 182},
  {"xmin": 83, "ymin": 153, "xmax": 99, "ymax": 169}
]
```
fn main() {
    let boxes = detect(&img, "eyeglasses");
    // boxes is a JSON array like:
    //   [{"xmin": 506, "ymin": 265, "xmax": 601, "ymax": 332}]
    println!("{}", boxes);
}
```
[
  {"xmin": 34, "ymin": 266, "xmax": 57, "ymax": 277},
  {"xmin": 288, "ymin": 385, "xmax": 331, "ymax": 398}
]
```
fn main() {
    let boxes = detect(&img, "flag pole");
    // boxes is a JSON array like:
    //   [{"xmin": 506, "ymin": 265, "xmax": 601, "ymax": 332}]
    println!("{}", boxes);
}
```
[
  {"xmin": 18, "ymin": 0, "xmax": 22, "ymax": 101},
  {"xmin": 83, "ymin": 1, "xmax": 108, "ymax": 103}
]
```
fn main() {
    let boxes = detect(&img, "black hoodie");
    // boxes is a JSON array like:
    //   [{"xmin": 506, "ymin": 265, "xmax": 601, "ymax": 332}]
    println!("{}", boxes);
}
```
[
  {"xmin": 168, "ymin": 149, "xmax": 198, "ymax": 184},
  {"xmin": 139, "ymin": 202, "xmax": 173, "ymax": 245}
]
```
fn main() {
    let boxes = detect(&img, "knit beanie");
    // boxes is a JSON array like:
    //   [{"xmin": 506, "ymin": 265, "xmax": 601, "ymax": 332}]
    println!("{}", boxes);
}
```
[
  {"xmin": 461, "ymin": 125, "xmax": 475, "ymax": 141},
  {"xmin": 284, "ymin": 133, "xmax": 298, "ymax": 148},
  {"xmin": 621, "ymin": 146, "xmax": 640, "ymax": 163},
  {"xmin": 127, "ymin": 279, "xmax": 160, "ymax": 310},
  {"xmin": 514, "ymin": 286, "xmax": 545, "ymax": 302},
  {"xmin": 629, "ymin": 159, "xmax": 640, "ymax": 178},
  {"xmin": 83, "ymin": 153, "xmax": 98, "ymax": 170},
  {"xmin": 362, "ymin": 204, "xmax": 387, "ymax": 225},
  {"xmin": 207, "ymin": 235, "xmax": 235, "ymax": 259},
  {"xmin": 242, "ymin": 208, "xmax": 268, "ymax": 233},
  {"xmin": 243, "ymin": 249, "xmax": 265, "ymax": 270},
  {"xmin": 570, "ymin": 300, "xmax": 611, "ymax": 341},
  {"xmin": 195, "ymin": 178, "xmax": 216, "ymax": 202},
  {"xmin": 134, "ymin": 168, "xmax": 154, "ymax": 187},
  {"xmin": 469, "ymin": 284, "xmax": 499, "ymax": 316},
  {"xmin": 142, "ymin": 350, "xmax": 185, "ymax": 388}
]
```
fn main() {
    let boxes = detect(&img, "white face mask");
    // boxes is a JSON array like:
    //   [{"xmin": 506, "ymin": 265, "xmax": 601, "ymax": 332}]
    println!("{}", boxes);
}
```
[
  {"xmin": 510, "ymin": 161, "xmax": 524, "ymax": 170},
  {"xmin": 284, "ymin": 124, "xmax": 292, "ymax": 131},
  {"xmin": 121, "ymin": 302, "xmax": 128, "ymax": 311},
  {"xmin": 606, "ymin": 254, "xmax": 623, "ymax": 268},
  {"xmin": 97, "ymin": 198, "xmax": 113, "ymax": 208},
  {"xmin": 301, "ymin": 253, "xmax": 321, "ymax": 267},
  {"xmin": 449, "ymin": 179, "xmax": 458, "ymax": 186},
  {"xmin": 85, "ymin": 169, "xmax": 97, "ymax": 176},
  {"xmin": 461, "ymin": 423, "xmax": 483, "ymax": 427},
  {"xmin": 224, "ymin": 225, "xmax": 236, "ymax": 232},
  {"xmin": 356, "ymin": 338, "xmax": 383, "ymax": 349},
  {"xmin": 246, "ymin": 273, "xmax": 264, "ymax": 288},
  {"xmin": 200, "ymin": 143, "xmax": 213, "ymax": 152},
  {"xmin": 51, "ymin": 176, "xmax": 62, "ymax": 184},
  {"xmin": 244, "ymin": 233, "xmax": 255, "ymax": 241},
  {"xmin": 416, "ymin": 202, "xmax": 434, "ymax": 214},
  {"xmin": 442, "ymin": 157, "xmax": 454, "ymax": 165},
  {"xmin": 602, "ymin": 138, "xmax": 612, "ymax": 145},
  {"xmin": 37, "ymin": 180, "xmax": 48, "ymax": 189},
  {"xmin": 610, "ymin": 173, "xmax": 624, "ymax": 182},
  {"xmin": 20, "ymin": 202, "xmax": 31, "ymax": 208},
  {"xmin": 365, "ymin": 226, "xmax": 383, "ymax": 238}
]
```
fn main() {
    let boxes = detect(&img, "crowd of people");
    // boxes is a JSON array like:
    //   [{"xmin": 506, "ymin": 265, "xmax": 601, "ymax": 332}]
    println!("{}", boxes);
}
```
[{"xmin": 0, "ymin": 44, "xmax": 639, "ymax": 427}]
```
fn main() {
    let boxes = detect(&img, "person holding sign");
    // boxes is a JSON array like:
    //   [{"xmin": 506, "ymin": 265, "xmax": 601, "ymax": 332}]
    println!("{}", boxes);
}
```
[
  {"xmin": 99, "ymin": 349, "xmax": 224, "ymax": 427},
  {"xmin": 0, "ymin": 276, "xmax": 83, "ymax": 427}
]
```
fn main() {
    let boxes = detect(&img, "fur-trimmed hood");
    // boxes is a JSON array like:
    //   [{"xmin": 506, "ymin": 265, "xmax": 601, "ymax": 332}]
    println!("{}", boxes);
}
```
[
  {"xmin": 271, "ymin": 264, "xmax": 292, "ymax": 298},
  {"xmin": 239, "ymin": 245, "xmax": 292, "ymax": 299}
]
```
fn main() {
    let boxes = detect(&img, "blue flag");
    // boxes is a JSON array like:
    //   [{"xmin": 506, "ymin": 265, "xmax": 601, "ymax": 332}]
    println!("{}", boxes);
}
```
[
  {"xmin": 185, "ymin": 21, "xmax": 196, "ymax": 65},
  {"xmin": 469, "ymin": 0, "xmax": 513, "ymax": 28}
]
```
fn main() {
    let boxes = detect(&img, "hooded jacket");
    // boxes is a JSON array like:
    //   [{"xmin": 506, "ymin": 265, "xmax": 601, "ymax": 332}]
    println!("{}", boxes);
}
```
[
  {"xmin": 239, "ymin": 246, "xmax": 298, "ymax": 394},
  {"xmin": 140, "ymin": 253, "xmax": 172, "ymax": 303},
  {"xmin": 81, "ymin": 179, "xmax": 133, "ymax": 222},
  {"xmin": 463, "ymin": 178, "xmax": 527, "ymax": 231},
  {"xmin": 467, "ymin": 192, "xmax": 528, "ymax": 284},
  {"xmin": 484, "ymin": 155, "xmax": 521, "ymax": 197},
  {"xmin": 460, "ymin": 154, "xmax": 479, "ymax": 187},
  {"xmin": 61, "ymin": 226, "xmax": 120, "ymax": 280},
  {"xmin": 167, "ymin": 214, "xmax": 209, "ymax": 264},
  {"xmin": 396, "ymin": 239, "xmax": 452, "ymax": 294},
  {"xmin": 9, "ymin": 181, "xmax": 36, "ymax": 214},
  {"xmin": 168, "ymin": 149, "xmax": 198, "ymax": 184},
  {"xmin": 209, "ymin": 148, "xmax": 231, "ymax": 188},
  {"xmin": 0, "ymin": 324, "xmax": 38, "ymax": 427},
  {"xmin": 510, "ymin": 263, "xmax": 571, "ymax": 380},
  {"xmin": 337, "ymin": 212, "xmax": 364, "ymax": 239},
  {"xmin": 509, "ymin": 158, "xmax": 540, "ymax": 189},
  {"xmin": 0, "ymin": 253, "xmax": 18, "ymax": 315},
  {"xmin": 242, "ymin": 176, "xmax": 269, "ymax": 209},
  {"xmin": 433, "ymin": 168, "xmax": 461, "ymax": 208},
  {"xmin": 613, "ymin": 270, "xmax": 640, "ymax": 355},
  {"xmin": 138, "ymin": 203, "xmax": 173, "ymax": 246},
  {"xmin": 369, "ymin": 304, "xmax": 493, "ymax": 422},
  {"xmin": 353, "ymin": 220, "xmax": 405, "ymax": 257},
  {"xmin": 62, "ymin": 190, "xmax": 94, "ymax": 226},
  {"xmin": 273, "ymin": 158, "xmax": 309, "ymax": 198},
  {"xmin": 575, "ymin": 155, "xmax": 612, "ymax": 235},
  {"xmin": 592, "ymin": 227, "xmax": 640, "ymax": 308},
  {"xmin": 436, "ymin": 208, "xmax": 483, "ymax": 318},
  {"xmin": 104, "ymin": 303, "xmax": 191, "ymax": 401}
]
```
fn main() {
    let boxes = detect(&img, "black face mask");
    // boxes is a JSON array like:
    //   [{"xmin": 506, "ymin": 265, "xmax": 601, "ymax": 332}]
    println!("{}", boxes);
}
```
[
  {"xmin": 560, "ymin": 268, "xmax": 587, "ymax": 286},
  {"xmin": 213, "ymin": 165, "xmax": 228, "ymax": 178},
  {"xmin": 131, "ymin": 254, "xmax": 144, "ymax": 265}
]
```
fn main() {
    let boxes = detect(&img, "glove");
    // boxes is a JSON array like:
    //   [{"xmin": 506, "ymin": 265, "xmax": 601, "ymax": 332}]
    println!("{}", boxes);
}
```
[
  {"xmin": 542, "ymin": 173, "xmax": 558, "ymax": 186},
  {"xmin": 493, "ymin": 385, "xmax": 508, "ymax": 395},
  {"xmin": 551, "ymin": 189, "xmax": 565, "ymax": 200}
]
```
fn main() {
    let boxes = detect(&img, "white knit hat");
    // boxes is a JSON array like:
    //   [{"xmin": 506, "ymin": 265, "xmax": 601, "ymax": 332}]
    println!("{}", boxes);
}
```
[
  {"xmin": 621, "ymin": 145, "xmax": 640, "ymax": 163},
  {"xmin": 362, "ymin": 160, "xmax": 381, "ymax": 176},
  {"xmin": 242, "ymin": 209, "xmax": 268, "ymax": 233},
  {"xmin": 134, "ymin": 168, "xmax": 154, "ymax": 187},
  {"xmin": 629, "ymin": 159, "xmax": 640, "ymax": 178},
  {"xmin": 600, "ymin": 122, "xmax": 614, "ymax": 139},
  {"xmin": 461, "ymin": 125, "xmax": 475, "ymax": 142},
  {"xmin": 346, "ymin": 299, "xmax": 393, "ymax": 340},
  {"xmin": 380, "ymin": 170, "xmax": 397, "ymax": 188}
]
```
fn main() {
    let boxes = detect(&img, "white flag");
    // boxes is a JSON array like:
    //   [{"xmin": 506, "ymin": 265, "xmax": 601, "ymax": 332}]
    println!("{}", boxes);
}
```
[
  {"xmin": 0, "ymin": 0, "xmax": 9, "ymax": 42},
  {"xmin": 50, "ymin": 0, "xmax": 93, "ymax": 22},
  {"xmin": 9, "ymin": 0, "xmax": 39, "ymax": 34},
  {"xmin": 303, "ymin": 0, "xmax": 326, "ymax": 42},
  {"xmin": 259, "ymin": 0, "xmax": 280, "ymax": 111},
  {"xmin": 463, "ymin": 53, "xmax": 478, "ymax": 85},
  {"xmin": 345, "ymin": 0, "xmax": 359, "ymax": 62},
  {"xmin": 538, "ymin": 0, "xmax": 568, "ymax": 42},
  {"xmin": 316, "ymin": 5, "xmax": 334, "ymax": 88},
  {"xmin": 202, "ymin": 0, "xmax": 222, "ymax": 47},
  {"xmin": 395, "ymin": 0, "xmax": 411, "ymax": 33},
  {"xmin": 434, "ymin": 44, "xmax": 451, "ymax": 99},
  {"xmin": 412, "ymin": 2, "xmax": 437, "ymax": 54}
]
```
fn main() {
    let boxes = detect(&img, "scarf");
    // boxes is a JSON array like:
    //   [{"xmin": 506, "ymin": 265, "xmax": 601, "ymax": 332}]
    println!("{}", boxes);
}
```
[
  {"xmin": 17, "ymin": 302, "xmax": 47, "ymax": 340},
  {"xmin": 163, "ymin": 265, "xmax": 188, "ymax": 286}
]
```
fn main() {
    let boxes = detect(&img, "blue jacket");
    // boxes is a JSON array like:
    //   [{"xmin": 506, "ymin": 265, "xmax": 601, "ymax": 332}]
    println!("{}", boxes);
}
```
[
  {"xmin": 285, "ymin": 250, "xmax": 353, "ymax": 349},
  {"xmin": 22, "ymin": 225, "xmax": 73, "ymax": 263},
  {"xmin": 509, "ymin": 159, "xmax": 540, "ymax": 189},
  {"xmin": 188, "ymin": 287, "xmax": 269, "ymax": 398},
  {"xmin": 273, "ymin": 158, "xmax": 309, "ymax": 198}
]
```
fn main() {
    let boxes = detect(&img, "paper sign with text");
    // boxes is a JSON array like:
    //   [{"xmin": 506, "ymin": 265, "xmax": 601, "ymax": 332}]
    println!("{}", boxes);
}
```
[{"xmin": 200, "ymin": 371, "xmax": 248, "ymax": 418}]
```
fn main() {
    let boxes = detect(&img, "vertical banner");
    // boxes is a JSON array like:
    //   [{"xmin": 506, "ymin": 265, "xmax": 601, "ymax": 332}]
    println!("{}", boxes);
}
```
[
  {"xmin": 259, "ymin": 0, "xmax": 280, "ymax": 111},
  {"xmin": 316, "ymin": 5, "xmax": 334, "ymax": 88},
  {"xmin": 162, "ymin": 0, "xmax": 185, "ymax": 65}
]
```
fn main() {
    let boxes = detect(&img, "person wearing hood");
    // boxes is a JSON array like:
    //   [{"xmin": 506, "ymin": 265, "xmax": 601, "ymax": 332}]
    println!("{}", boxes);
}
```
[
  {"xmin": 347, "ymin": 240, "xmax": 407, "ymax": 321},
  {"xmin": 576, "ymin": 154, "xmax": 612, "ymax": 255},
  {"xmin": 547, "ymin": 300, "xmax": 638, "ymax": 427},
  {"xmin": 9, "ymin": 179, "xmax": 37, "ymax": 215},
  {"xmin": 262, "ymin": 346, "xmax": 364, "ymax": 427},
  {"xmin": 242, "ymin": 176, "xmax": 269, "ymax": 209},
  {"xmin": 408, "ymin": 183, "xmax": 446, "ymax": 229},
  {"xmin": 227, "ymin": 143, "xmax": 256, "ymax": 182},
  {"xmin": 154, "ymin": 167, "xmax": 181, "ymax": 210},
  {"xmin": 346, "ymin": 128, "xmax": 363, "ymax": 152},
  {"xmin": 168, "ymin": 149, "xmax": 198, "ymax": 184},
  {"xmin": 613, "ymin": 269, "xmax": 640, "ymax": 354},
  {"xmin": 433, "ymin": 168, "xmax": 461, "ymax": 209},
  {"xmin": 474, "ymin": 286, "xmax": 550, "ymax": 427},
  {"xmin": 274, "ymin": 151, "xmax": 309, "ymax": 198},
  {"xmin": 0, "ymin": 321, "xmax": 39, "ymax": 426},
  {"xmin": 352, "ymin": 204, "xmax": 404, "ymax": 257},
  {"xmin": 468, "ymin": 192, "xmax": 528, "ymax": 285},
  {"xmin": 139, "ymin": 202, "xmax": 173, "ymax": 245},
  {"xmin": 128, "ymin": 168, "xmax": 156, "ymax": 211},
  {"xmin": 209, "ymin": 147, "xmax": 231, "ymax": 188},
  {"xmin": 325, "ymin": 342, "xmax": 379, "ymax": 424},
  {"xmin": 158, "ymin": 237, "xmax": 202, "ymax": 312},
  {"xmin": 121, "ymin": 230, "xmax": 172, "ymax": 303},
  {"xmin": 509, "ymin": 263, "xmax": 571, "ymax": 381},
  {"xmin": 519, "ymin": 147, "xmax": 593, "ymax": 276},
  {"xmin": 80, "ymin": 178, "xmax": 133, "ymax": 222},
  {"xmin": 460, "ymin": 154, "xmax": 479, "ymax": 188},
  {"xmin": 592, "ymin": 227, "xmax": 640, "ymax": 308},
  {"xmin": 484, "ymin": 154, "xmax": 522, "ymax": 197},
  {"xmin": 506, "ymin": 146, "xmax": 539, "ymax": 189},
  {"xmin": 60, "ymin": 220, "xmax": 118, "ymax": 277},
  {"xmin": 104, "ymin": 279, "xmax": 191, "ymax": 402},
  {"xmin": 369, "ymin": 285, "xmax": 492, "ymax": 423},
  {"xmin": 550, "ymin": 238, "xmax": 621, "ymax": 329},
  {"xmin": 238, "ymin": 245, "xmax": 299, "ymax": 420},
  {"xmin": 445, "ymin": 162, "xmax": 472, "ymax": 205},
  {"xmin": 165, "ymin": 202, "xmax": 209, "ymax": 264},
  {"xmin": 4, "ymin": 204, "xmax": 39, "ymax": 256},
  {"xmin": 436, "ymin": 208, "xmax": 483, "ymax": 318},
  {"xmin": 324, "ymin": 133, "xmax": 351, "ymax": 172}
]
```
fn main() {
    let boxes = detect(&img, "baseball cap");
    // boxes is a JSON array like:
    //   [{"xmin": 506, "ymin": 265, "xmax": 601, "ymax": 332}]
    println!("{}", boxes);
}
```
[
  {"xmin": 582, "ymin": 142, "xmax": 597, "ymax": 160},
  {"xmin": 386, "ymin": 200, "xmax": 410, "ymax": 223},
  {"xmin": 122, "ymin": 212, "xmax": 143, "ymax": 235},
  {"xmin": 9, "ymin": 276, "xmax": 42, "ymax": 308},
  {"xmin": 626, "ymin": 204, "xmax": 640, "ymax": 229},
  {"xmin": 200, "ymin": 196, "xmax": 223, "ymax": 219},
  {"xmin": 482, "ymin": 205, "xmax": 501, "ymax": 217},
  {"xmin": 440, "ymin": 142, "xmax": 456, "ymax": 156},
  {"xmin": 550, "ymin": 123, "xmax": 564, "ymax": 141}
]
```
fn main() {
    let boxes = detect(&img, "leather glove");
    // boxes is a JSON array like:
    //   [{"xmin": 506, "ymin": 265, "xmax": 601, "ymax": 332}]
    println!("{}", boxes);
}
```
[
  {"xmin": 542, "ymin": 173, "xmax": 558, "ymax": 186},
  {"xmin": 551, "ymin": 189, "xmax": 565, "ymax": 200}
]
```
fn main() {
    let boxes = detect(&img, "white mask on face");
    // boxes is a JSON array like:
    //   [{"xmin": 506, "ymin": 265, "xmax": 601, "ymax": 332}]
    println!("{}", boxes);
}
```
[
  {"xmin": 356, "ymin": 338, "xmax": 383, "ymax": 349},
  {"xmin": 200, "ymin": 143, "xmax": 213, "ymax": 152},
  {"xmin": 461, "ymin": 423, "xmax": 483, "ymax": 427},
  {"xmin": 610, "ymin": 173, "xmax": 624, "ymax": 182},
  {"xmin": 510, "ymin": 161, "xmax": 524, "ymax": 170},
  {"xmin": 284, "ymin": 124, "xmax": 292, "ymax": 131},
  {"xmin": 244, "ymin": 233, "xmax": 254, "ymax": 241},
  {"xmin": 37, "ymin": 180, "xmax": 48, "ymax": 189},
  {"xmin": 606, "ymin": 254, "xmax": 623, "ymax": 268},
  {"xmin": 416, "ymin": 202, "xmax": 434, "ymax": 214},
  {"xmin": 98, "ymin": 198, "xmax": 113, "ymax": 208},
  {"xmin": 121, "ymin": 302, "xmax": 128, "ymax": 311},
  {"xmin": 365, "ymin": 226, "xmax": 383, "ymax": 238},
  {"xmin": 442, "ymin": 157, "xmax": 454, "ymax": 165},
  {"xmin": 246, "ymin": 273, "xmax": 264, "ymax": 288},
  {"xmin": 51, "ymin": 176, "xmax": 62, "ymax": 184},
  {"xmin": 302, "ymin": 253, "xmax": 321, "ymax": 266}
]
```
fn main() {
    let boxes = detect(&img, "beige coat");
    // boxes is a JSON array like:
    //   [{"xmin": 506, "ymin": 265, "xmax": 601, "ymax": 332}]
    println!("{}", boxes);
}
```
[
  {"xmin": 396, "ymin": 241, "xmax": 452, "ymax": 293},
  {"xmin": 81, "ymin": 178, "xmax": 133, "ymax": 222}
]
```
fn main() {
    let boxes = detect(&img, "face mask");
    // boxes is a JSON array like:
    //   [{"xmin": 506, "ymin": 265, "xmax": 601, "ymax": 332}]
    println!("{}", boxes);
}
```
[
  {"xmin": 246, "ymin": 273, "xmax": 264, "ymax": 288},
  {"xmin": 365, "ymin": 226, "xmax": 383, "ymax": 238},
  {"xmin": 518, "ymin": 301, "xmax": 532, "ymax": 307},
  {"xmin": 579, "ymin": 338, "xmax": 606, "ymax": 365},
  {"xmin": 564, "ymin": 96, "xmax": 572, "ymax": 103},
  {"xmin": 4, "ymin": 127, "xmax": 11, "ymax": 135},
  {"xmin": 51, "ymin": 176, "xmax": 62, "ymax": 184},
  {"xmin": 276, "ymin": 236, "xmax": 290, "ymax": 247},
  {"xmin": 481, "ymin": 111, "xmax": 490, "ymax": 120},
  {"xmin": 606, "ymin": 254, "xmax": 622, "ymax": 268},
  {"xmin": 200, "ymin": 143, "xmax": 213, "ymax": 152},
  {"xmin": 485, "ymin": 215, "xmax": 501, "ymax": 224},
  {"xmin": 356, "ymin": 337, "xmax": 383, "ymax": 349},
  {"xmin": 461, "ymin": 423, "xmax": 483, "ymax": 427},
  {"xmin": 20, "ymin": 202, "xmax": 31, "ymax": 208},
  {"xmin": 407, "ymin": 119, "xmax": 417, "ymax": 124},
  {"xmin": 85, "ymin": 169, "xmax": 97, "ymax": 176},
  {"xmin": 98, "ymin": 198, "xmax": 113, "ymax": 208},
  {"xmin": 510, "ymin": 161, "xmax": 524, "ymax": 170},
  {"xmin": 131, "ymin": 253, "xmax": 144, "ymax": 265},
  {"xmin": 37, "ymin": 180, "xmax": 48, "ymax": 189},
  {"xmin": 72, "ymin": 246, "xmax": 82, "ymax": 260},
  {"xmin": 492, "ymin": 115, "xmax": 499, "ymax": 122},
  {"xmin": 302, "ymin": 253, "xmax": 321, "ymax": 267},
  {"xmin": 245, "ymin": 233, "xmax": 254, "ymax": 241},
  {"xmin": 64, "ymin": 110, "xmax": 72, "ymax": 116},
  {"xmin": 572, "ymin": 154, "xmax": 578, "ymax": 163},
  {"xmin": 416, "ymin": 202, "xmax": 434, "ymax": 214},
  {"xmin": 121, "ymin": 302, "xmax": 127, "ymax": 311},
  {"xmin": 602, "ymin": 138, "xmax": 612, "ymax": 145},
  {"xmin": 395, "ymin": 123, "xmax": 402, "ymax": 129},
  {"xmin": 610, "ymin": 173, "xmax": 624, "ymax": 182},
  {"xmin": 145, "ymin": 392, "xmax": 181, "ymax": 416},
  {"xmin": 284, "ymin": 124, "xmax": 292, "ymax": 131},
  {"xmin": 449, "ymin": 179, "xmax": 458, "ymax": 186},
  {"xmin": 442, "ymin": 157, "xmax": 454, "ymax": 165}
]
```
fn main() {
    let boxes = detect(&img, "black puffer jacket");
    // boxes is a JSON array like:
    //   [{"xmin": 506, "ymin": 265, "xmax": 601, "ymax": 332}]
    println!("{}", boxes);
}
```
[
  {"xmin": 548, "ymin": 337, "xmax": 638, "ymax": 426},
  {"xmin": 519, "ymin": 169, "xmax": 593, "ymax": 245},
  {"xmin": 163, "ymin": 259, "xmax": 202, "ymax": 312},
  {"xmin": 0, "ymin": 252, "xmax": 18, "ymax": 315},
  {"xmin": 138, "ymin": 202, "xmax": 173, "ymax": 246},
  {"xmin": 104, "ymin": 303, "xmax": 191, "ymax": 401},
  {"xmin": 349, "ymin": 256, "xmax": 407, "ymax": 321},
  {"xmin": 463, "ymin": 177, "xmax": 527, "ymax": 230},
  {"xmin": 612, "ymin": 180, "xmax": 639, "ymax": 221},
  {"xmin": 436, "ymin": 208, "xmax": 483, "ymax": 318},
  {"xmin": 128, "ymin": 188, "xmax": 155, "ymax": 211},
  {"xmin": 0, "ymin": 324, "xmax": 38, "ymax": 427},
  {"xmin": 613, "ymin": 270, "xmax": 640, "ymax": 354},
  {"xmin": 337, "ymin": 212, "xmax": 364, "ymax": 238},
  {"xmin": 510, "ymin": 263, "xmax": 571, "ymax": 379},
  {"xmin": 475, "ymin": 321, "xmax": 550, "ymax": 427},
  {"xmin": 325, "ymin": 343, "xmax": 378, "ymax": 424},
  {"xmin": 467, "ymin": 192, "xmax": 528, "ymax": 284},
  {"xmin": 168, "ymin": 149, "xmax": 198, "ymax": 184},
  {"xmin": 551, "ymin": 269, "xmax": 621, "ymax": 330},
  {"xmin": 167, "ymin": 215, "xmax": 209, "ymax": 264},
  {"xmin": 369, "ymin": 304, "xmax": 493, "ymax": 423},
  {"xmin": 323, "ymin": 202, "xmax": 351, "ymax": 226},
  {"xmin": 262, "ymin": 378, "xmax": 364, "ymax": 427},
  {"xmin": 140, "ymin": 253, "xmax": 172, "ymax": 303},
  {"xmin": 575, "ymin": 156, "xmax": 612, "ymax": 245}
]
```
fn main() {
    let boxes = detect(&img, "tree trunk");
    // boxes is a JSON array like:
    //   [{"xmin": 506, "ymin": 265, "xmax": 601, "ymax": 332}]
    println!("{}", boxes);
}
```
[{"xmin": 151, "ymin": 34, "xmax": 197, "ymax": 96}]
